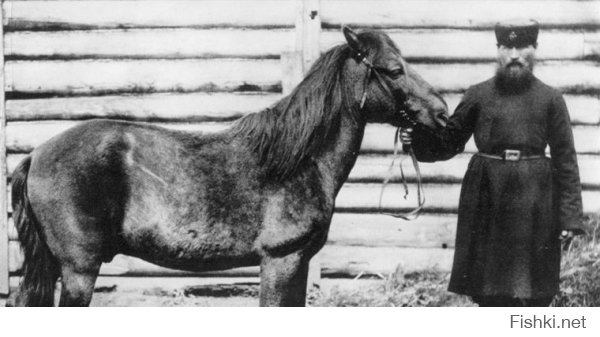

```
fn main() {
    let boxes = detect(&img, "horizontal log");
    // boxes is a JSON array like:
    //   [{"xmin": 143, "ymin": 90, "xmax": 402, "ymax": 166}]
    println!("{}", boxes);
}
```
[
  {"xmin": 5, "ymin": 28, "xmax": 295, "ymax": 59},
  {"xmin": 319, "ymin": 246, "xmax": 454, "ymax": 276},
  {"xmin": 321, "ymin": 30, "xmax": 600, "ymax": 61},
  {"xmin": 334, "ymin": 183, "xmax": 600, "ymax": 214},
  {"xmin": 320, "ymin": 1, "xmax": 600, "ymax": 29},
  {"xmin": 361, "ymin": 124, "xmax": 600, "ymax": 155},
  {"xmin": 6, "ymin": 121, "xmax": 600, "ymax": 154},
  {"xmin": 7, "ymin": 217, "xmax": 17, "ymax": 241},
  {"xmin": 6, "ymin": 60, "xmax": 600, "ymax": 96},
  {"xmin": 8, "ymin": 242, "xmax": 454, "ymax": 276},
  {"xmin": 587, "ymin": 33, "xmax": 600, "ymax": 58},
  {"xmin": 7, "ymin": 28, "xmax": 600, "ymax": 61},
  {"xmin": 6, "ymin": 92, "xmax": 282, "ymax": 122},
  {"xmin": 414, "ymin": 61, "xmax": 600, "ymax": 93},
  {"xmin": 7, "ymin": 153, "xmax": 27, "ymax": 177},
  {"xmin": 5, "ymin": 59, "xmax": 282, "ymax": 95},
  {"xmin": 349, "ymin": 153, "xmax": 600, "ymax": 187},
  {"xmin": 328, "ymin": 213, "xmax": 456, "ymax": 249},
  {"xmin": 5, "ymin": 1, "xmax": 598, "ymax": 31},
  {"xmin": 6, "ymin": 93, "xmax": 599, "ymax": 126},
  {"xmin": 3, "ymin": 1, "xmax": 297, "ymax": 30}
]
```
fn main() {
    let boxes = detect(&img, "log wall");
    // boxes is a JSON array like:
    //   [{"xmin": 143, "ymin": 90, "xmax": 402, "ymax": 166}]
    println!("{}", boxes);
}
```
[{"xmin": 2, "ymin": 0, "xmax": 599, "ymax": 289}]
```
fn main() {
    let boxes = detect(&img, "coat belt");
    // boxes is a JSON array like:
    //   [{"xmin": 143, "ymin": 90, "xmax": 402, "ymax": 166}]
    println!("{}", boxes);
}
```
[{"xmin": 476, "ymin": 149, "xmax": 546, "ymax": 161}]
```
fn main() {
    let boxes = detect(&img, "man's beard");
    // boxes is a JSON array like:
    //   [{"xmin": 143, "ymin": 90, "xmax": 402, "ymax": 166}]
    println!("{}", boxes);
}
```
[{"xmin": 495, "ymin": 60, "xmax": 535, "ymax": 93}]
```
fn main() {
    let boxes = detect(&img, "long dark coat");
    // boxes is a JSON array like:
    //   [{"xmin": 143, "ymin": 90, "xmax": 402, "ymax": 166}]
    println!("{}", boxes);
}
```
[{"xmin": 411, "ymin": 76, "xmax": 584, "ymax": 299}]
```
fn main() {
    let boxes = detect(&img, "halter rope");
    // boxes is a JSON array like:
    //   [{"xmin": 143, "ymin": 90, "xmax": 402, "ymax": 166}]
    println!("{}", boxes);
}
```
[{"xmin": 355, "ymin": 52, "xmax": 425, "ymax": 220}]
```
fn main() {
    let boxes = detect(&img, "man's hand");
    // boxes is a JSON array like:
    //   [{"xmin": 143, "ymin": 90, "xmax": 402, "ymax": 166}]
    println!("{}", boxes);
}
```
[{"xmin": 400, "ymin": 128, "xmax": 413, "ymax": 146}]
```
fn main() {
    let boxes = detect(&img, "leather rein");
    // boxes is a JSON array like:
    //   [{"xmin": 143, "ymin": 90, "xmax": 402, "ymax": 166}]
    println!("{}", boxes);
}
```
[{"xmin": 354, "ymin": 51, "xmax": 425, "ymax": 220}]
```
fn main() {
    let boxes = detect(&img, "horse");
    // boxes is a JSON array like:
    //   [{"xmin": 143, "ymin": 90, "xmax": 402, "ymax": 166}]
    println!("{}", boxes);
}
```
[{"xmin": 10, "ymin": 26, "xmax": 448, "ymax": 306}]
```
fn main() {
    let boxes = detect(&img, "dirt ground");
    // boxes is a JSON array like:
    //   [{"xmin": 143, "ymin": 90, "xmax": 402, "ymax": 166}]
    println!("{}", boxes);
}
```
[{"xmin": 90, "ymin": 276, "xmax": 385, "ymax": 307}]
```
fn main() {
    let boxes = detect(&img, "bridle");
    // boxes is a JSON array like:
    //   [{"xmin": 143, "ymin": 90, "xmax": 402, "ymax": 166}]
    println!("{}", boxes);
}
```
[{"xmin": 354, "ymin": 50, "xmax": 425, "ymax": 220}]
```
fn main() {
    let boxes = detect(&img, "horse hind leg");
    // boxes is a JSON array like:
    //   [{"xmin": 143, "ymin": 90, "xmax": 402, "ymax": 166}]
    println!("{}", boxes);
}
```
[{"xmin": 58, "ymin": 264, "xmax": 101, "ymax": 307}]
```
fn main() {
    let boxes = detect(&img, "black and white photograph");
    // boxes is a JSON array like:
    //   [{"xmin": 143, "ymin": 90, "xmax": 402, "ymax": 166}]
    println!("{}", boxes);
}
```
[{"xmin": 0, "ymin": 0, "xmax": 599, "ymax": 327}]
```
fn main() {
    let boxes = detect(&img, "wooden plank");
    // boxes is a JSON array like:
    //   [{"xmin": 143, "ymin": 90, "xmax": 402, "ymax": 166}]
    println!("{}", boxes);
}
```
[
  {"xmin": 3, "ymin": 0, "xmax": 297, "ymax": 30},
  {"xmin": 5, "ymin": 28, "xmax": 295, "ymax": 59},
  {"xmin": 6, "ymin": 153, "xmax": 27, "ymax": 177},
  {"xmin": 7, "ymin": 218, "xmax": 17, "ymax": 242},
  {"xmin": 413, "ymin": 61, "xmax": 600, "ymax": 93},
  {"xmin": 6, "ymin": 60, "xmax": 600, "ymax": 95},
  {"xmin": 328, "ymin": 213, "xmax": 456, "ymax": 249},
  {"xmin": 361, "ymin": 124, "xmax": 600, "ymax": 155},
  {"xmin": 586, "ymin": 31, "xmax": 600, "ymax": 57},
  {"xmin": 337, "ymin": 183, "xmax": 461, "ymax": 213},
  {"xmin": 6, "ymin": 92, "xmax": 281, "ymax": 122},
  {"xmin": 349, "ymin": 153, "xmax": 600, "ymax": 187},
  {"xmin": 295, "ymin": 0, "xmax": 321, "ymax": 73},
  {"xmin": 7, "ymin": 29, "xmax": 599, "ymax": 61},
  {"xmin": 318, "ymin": 246, "xmax": 455, "ymax": 276},
  {"xmin": 280, "ymin": 52, "xmax": 303, "ymax": 95},
  {"xmin": 6, "ymin": 1, "xmax": 599, "ymax": 31},
  {"xmin": 6, "ymin": 120, "xmax": 600, "ymax": 154},
  {"xmin": 335, "ymin": 183, "xmax": 600, "ymax": 214},
  {"xmin": 321, "ymin": 30, "xmax": 600, "ymax": 61},
  {"xmin": 5, "ymin": 59, "xmax": 282, "ymax": 95},
  {"xmin": 438, "ymin": 94, "xmax": 600, "ymax": 126},
  {"xmin": 8, "ymin": 241, "xmax": 21, "ymax": 275},
  {"xmin": 6, "ymin": 93, "xmax": 599, "ymax": 125},
  {"xmin": 320, "ymin": 1, "xmax": 600, "ymax": 29},
  {"xmin": 0, "ymin": 3, "xmax": 8, "ymax": 295}
]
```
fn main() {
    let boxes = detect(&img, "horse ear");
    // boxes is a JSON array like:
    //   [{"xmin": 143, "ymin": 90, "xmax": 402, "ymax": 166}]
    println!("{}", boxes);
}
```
[{"xmin": 342, "ymin": 25, "xmax": 364, "ymax": 55}]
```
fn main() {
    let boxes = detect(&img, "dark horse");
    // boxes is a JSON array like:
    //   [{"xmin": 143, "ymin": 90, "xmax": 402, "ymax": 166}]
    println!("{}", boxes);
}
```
[{"xmin": 11, "ymin": 27, "xmax": 448, "ymax": 306}]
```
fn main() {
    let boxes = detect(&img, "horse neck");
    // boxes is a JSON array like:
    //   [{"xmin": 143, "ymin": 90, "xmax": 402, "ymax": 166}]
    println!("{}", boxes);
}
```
[{"xmin": 314, "ymin": 109, "xmax": 366, "ymax": 196}]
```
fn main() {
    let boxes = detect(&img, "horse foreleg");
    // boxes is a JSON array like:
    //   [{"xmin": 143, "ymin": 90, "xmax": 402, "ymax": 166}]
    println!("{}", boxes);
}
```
[
  {"xmin": 58, "ymin": 265, "xmax": 100, "ymax": 307},
  {"xmin": 259, "ymin": 253, "xmax": 309, "ymax": 307}
]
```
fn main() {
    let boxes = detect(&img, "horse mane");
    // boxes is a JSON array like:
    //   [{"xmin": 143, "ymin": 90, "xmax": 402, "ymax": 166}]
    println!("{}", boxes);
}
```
[{"xmin": 231, "ymin": 44, "xmax": 361, "ymax": 181}]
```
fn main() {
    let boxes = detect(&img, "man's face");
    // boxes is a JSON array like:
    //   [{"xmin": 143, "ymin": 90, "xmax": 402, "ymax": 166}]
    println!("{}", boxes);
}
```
[{"xmin": 496, "ymin": 44, "xmax": 536, "ymax": 82}]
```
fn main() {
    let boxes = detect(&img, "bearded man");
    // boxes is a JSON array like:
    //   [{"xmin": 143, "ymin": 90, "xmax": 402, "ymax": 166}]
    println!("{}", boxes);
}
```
[{"xmin": 403, "ymin": 20, "xmax": 585, "ymax": 306}]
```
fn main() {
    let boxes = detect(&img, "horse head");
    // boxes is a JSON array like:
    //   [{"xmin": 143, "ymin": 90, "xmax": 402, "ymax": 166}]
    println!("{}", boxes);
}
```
[{"xmin": 342, "ymin": 26, "xmax": 448, "ymax": 131}]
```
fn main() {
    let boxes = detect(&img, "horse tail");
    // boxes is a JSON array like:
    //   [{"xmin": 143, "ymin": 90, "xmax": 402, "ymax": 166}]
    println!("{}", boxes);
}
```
[{"xmin": 11, "ymin": 156, "xmax": 59, "ymax": 306}]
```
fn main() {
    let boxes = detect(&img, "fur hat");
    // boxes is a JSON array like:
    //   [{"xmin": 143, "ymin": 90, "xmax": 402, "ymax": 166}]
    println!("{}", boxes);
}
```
[{"xmin": 495, "ymin": 19, "xmax": 539, "ymax": 48}]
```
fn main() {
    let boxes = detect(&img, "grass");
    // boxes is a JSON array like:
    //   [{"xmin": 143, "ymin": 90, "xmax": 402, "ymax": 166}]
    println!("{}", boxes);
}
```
[
  {"xmin": 311, "ymin": 270, "xmax": 475, "ymax": 307},
  {"xmin": 312, "ymin": 214, "xmax": 600, "ymax": 307},
  {"xmin": 553, "ymin": 214, "xmax": 600, "ymax": 307}
]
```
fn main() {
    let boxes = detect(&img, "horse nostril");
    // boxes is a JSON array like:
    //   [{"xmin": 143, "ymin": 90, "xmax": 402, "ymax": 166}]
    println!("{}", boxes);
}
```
[{"xmin": 436, "ymin": 111, "xmax": 449, "ymax": 127}]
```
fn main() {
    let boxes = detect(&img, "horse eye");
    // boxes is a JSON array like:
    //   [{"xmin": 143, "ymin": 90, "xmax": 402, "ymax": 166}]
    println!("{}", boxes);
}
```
[{"xmin": 387, "ymin": 68, "xmax": 404, "ymax": 79}]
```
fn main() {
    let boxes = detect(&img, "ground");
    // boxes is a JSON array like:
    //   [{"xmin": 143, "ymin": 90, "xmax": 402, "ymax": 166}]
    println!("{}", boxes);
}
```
[{"xmin": 88, "ymin": 270, "xmax": 475, "ymax": 307}]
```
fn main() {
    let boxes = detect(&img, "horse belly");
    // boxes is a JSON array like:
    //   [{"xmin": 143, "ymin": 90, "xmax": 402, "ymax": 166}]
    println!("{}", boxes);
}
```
[
  {"xmin": 121, "ymin": 212, "xmax": 262, "ymax": 271},
  {"xmin": 120, "ymin": 178, "xmax": 264, "ymax": 272}
]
